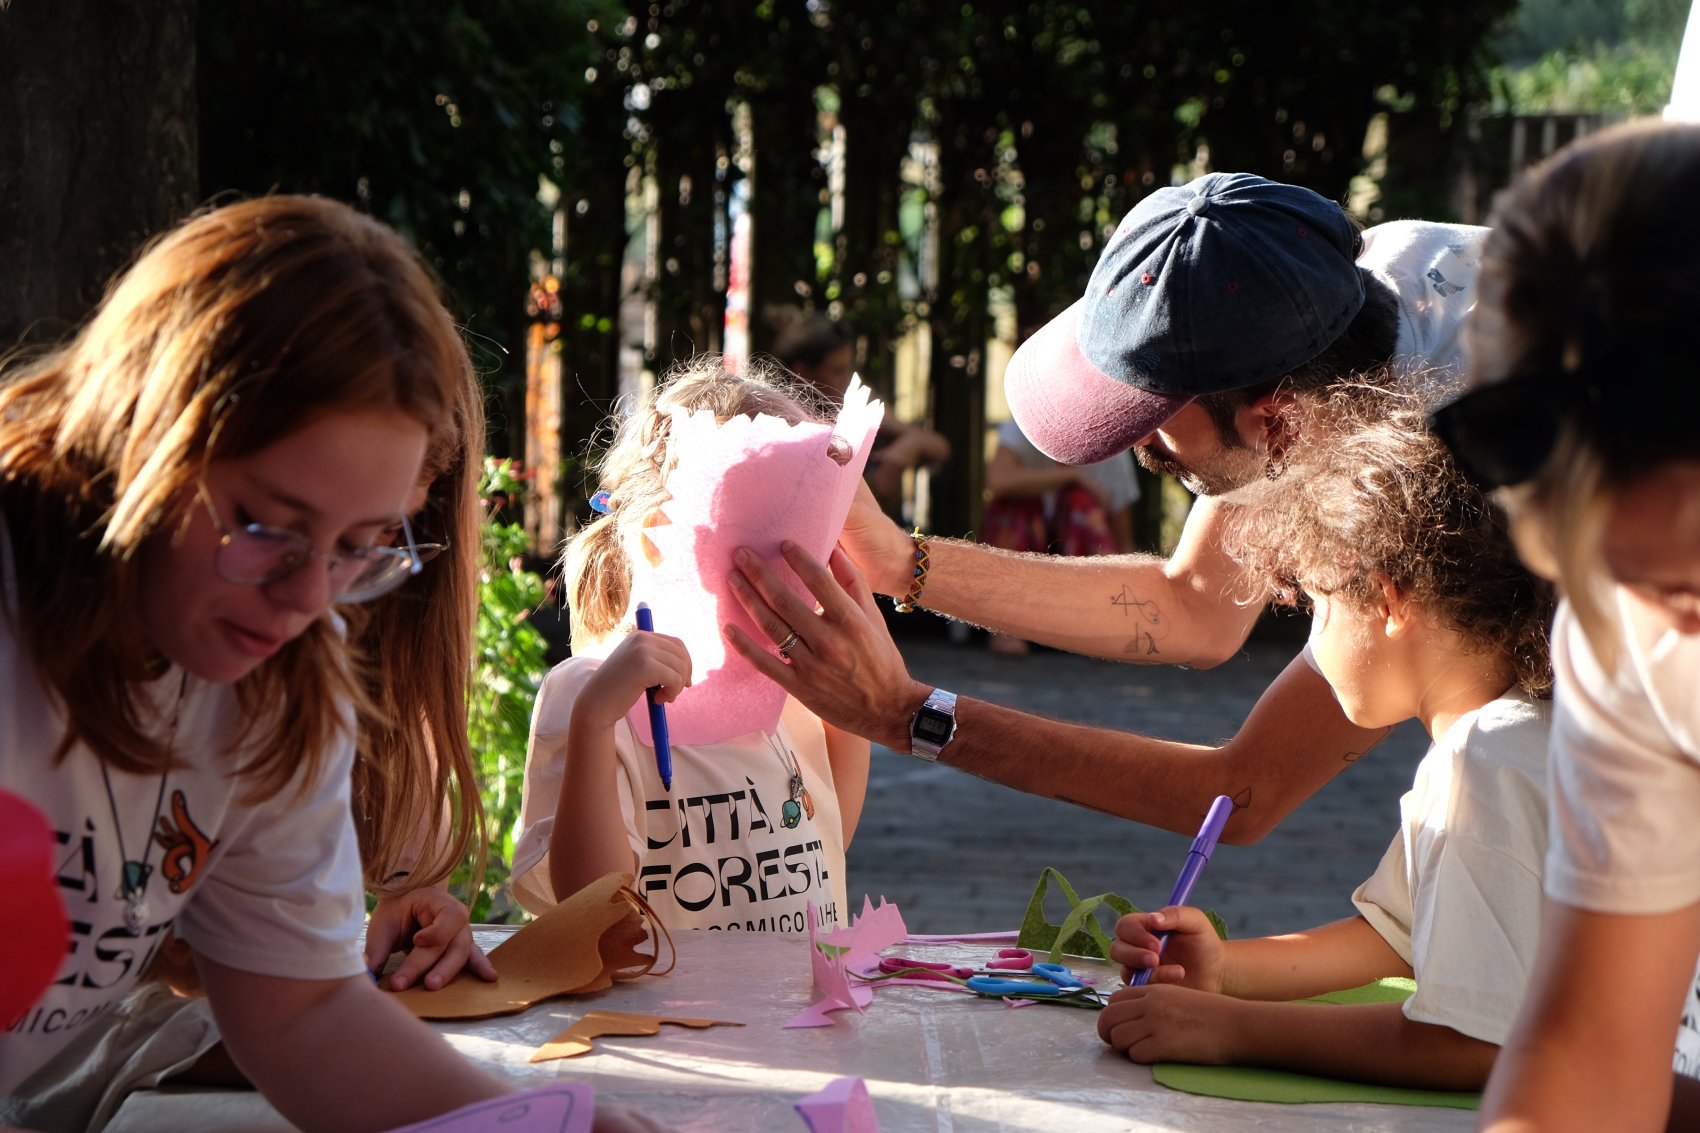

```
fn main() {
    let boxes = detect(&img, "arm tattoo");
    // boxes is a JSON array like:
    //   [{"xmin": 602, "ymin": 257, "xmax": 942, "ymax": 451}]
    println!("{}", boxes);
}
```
[
  {"xmin": 1109, "ymin": 583, "xmax": 1161, "ymax": 623},
  {"xmin": 1122, "ymin": 632, "xmax": 1160, "ymax": 656}
]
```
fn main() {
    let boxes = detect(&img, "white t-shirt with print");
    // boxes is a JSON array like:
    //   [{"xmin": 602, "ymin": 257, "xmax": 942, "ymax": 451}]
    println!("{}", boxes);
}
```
[
  {"xmin": 1544, "ymin": 593, "xmax": 1700, "ymax": 1076},
  {"xmin": 0, "ymin": 524, "xmax": 367, "ymax": 1096},
  {"xmin": 1352, "ymin": 689, "xmax": 1551, "ymax": 1046},
  {"xmin": 511, "ymin": 655, "xmax": 850, "ymax": 934}
]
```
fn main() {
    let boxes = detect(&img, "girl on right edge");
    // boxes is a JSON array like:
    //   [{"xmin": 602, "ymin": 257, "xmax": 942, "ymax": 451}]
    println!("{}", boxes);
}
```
[
  {"xmin": 1431, "ymin": 121, "xmax": 1700, "ymax": 1132},
  {"xmin": 1099, "ymin": 384, "xmax": 1556, "ymax": 1091}
]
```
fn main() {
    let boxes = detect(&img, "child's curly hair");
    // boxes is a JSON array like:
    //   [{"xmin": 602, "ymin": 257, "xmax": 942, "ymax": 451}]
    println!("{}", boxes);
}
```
[
  {"xmin": 1226, "ymin": 385, "xmax": 1555, "ymax": 698},
  {"xmin": 564, "ymin": 354, "xmax": 832, "ymax": 643}
]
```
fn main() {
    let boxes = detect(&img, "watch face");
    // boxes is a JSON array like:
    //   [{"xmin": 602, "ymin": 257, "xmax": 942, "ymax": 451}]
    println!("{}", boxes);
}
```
[{"xmin": 914, "ymin": 710, "xmax": 953, "ymax": 744}]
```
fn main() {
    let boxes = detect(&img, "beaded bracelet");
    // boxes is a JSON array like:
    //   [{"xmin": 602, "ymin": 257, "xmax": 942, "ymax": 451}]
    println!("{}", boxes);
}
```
[{"xmin": 893, "ymin": 530, "xmax": 930, "ymax": 613}]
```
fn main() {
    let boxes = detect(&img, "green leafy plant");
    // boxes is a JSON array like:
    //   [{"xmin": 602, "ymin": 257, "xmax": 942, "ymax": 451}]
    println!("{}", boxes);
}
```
[{"xmin": 453, "ymin": 457, "xmax": 550, "ymax": 922}]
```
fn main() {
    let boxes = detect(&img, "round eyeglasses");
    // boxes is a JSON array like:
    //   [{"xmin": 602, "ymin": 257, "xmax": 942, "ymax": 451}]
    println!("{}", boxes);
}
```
[{"xmin": 199, "ymin": 486, "xmax": 439, "ymax": 604}]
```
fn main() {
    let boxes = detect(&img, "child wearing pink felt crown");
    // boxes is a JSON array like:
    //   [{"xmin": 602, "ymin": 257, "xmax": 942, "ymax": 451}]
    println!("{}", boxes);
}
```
[{"xmin": 512, "ymin": 357, "xmax": 873, "ymax": 933}]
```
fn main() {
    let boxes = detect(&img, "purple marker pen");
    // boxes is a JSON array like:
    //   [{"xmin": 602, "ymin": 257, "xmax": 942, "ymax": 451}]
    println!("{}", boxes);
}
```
[{"xmin": 1131, "ymin": 793, "xmax": 1234, "ymax": 987}]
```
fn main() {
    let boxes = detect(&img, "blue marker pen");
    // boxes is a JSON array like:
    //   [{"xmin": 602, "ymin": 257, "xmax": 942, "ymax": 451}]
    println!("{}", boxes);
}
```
[
  {"xmin": 633, "ymin": 603, "xmax": 673, "ymax": 791},
  {"xmin": 1131, "ymin": 794, "xmax": 1234, "ymax": 987}
]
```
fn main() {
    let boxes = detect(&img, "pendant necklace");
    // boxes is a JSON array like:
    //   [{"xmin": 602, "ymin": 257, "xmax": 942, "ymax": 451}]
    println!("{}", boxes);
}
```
[
  {"xmin": 766, "ymin": 732, "xmax": 814, "ymax": 830},
  {"xmin": 101, "ymin": 670, "xmax": 186, "ymax": 934}
]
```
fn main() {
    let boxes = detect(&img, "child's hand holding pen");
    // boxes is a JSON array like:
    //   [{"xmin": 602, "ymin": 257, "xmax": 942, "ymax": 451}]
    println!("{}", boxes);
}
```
[
  {"xmin": 577, "ymin": 630, "xmax": 693, "ymax": 735},
  {"xmin": 1109, "ymin": 905, "xmax": 1227, "ymax": 993}
]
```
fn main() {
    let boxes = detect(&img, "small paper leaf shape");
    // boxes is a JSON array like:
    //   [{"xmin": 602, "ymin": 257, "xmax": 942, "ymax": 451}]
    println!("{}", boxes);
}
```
[{"xmin": 529, "ymin": 1010, "xmax": 741, "ymax": 1063}]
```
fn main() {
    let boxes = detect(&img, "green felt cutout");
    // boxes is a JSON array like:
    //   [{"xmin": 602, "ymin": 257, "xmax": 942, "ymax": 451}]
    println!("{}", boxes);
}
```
[
  {"xmin": 1151, "ymin": 978, "xmax": 1480, "ymax": 1111},
  {"xmin": 1017, "ymin": 868, "xmax": 1134, "ymax": 960},
  {"xmin": 1016, "ymin": 867, "xmax": 1228, "ymax": 963}
]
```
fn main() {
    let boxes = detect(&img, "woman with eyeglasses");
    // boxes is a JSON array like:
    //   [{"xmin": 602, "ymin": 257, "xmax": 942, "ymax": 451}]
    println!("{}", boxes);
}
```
[
  {"xmin": 1427, "ymin": 121, "xmax": 1700, "ymax": 1132},
  {"xmin": 0, "ymin": 196, "xmax": 655, "ymax": 1132}
]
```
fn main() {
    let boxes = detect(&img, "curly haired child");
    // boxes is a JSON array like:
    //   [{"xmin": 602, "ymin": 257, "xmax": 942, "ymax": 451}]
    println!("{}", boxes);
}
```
[{"xmin": 1100, "ymin": 385, "xmax": 1556, "ymax": 1091}]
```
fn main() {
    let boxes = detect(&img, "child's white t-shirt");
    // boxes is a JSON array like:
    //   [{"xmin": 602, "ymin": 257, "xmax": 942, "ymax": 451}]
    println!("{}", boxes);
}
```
[
  {"xmin": 511, "ymin": 655, "xmax": 851, "ymax": 933},
  {"xmin": 1543, "ymin": 592, "xmax": 1700, "ymax": 1076},
  {"xmin": 1351, "ymin": 689, "xmax": 1551, "ymax": 1046},
  {"xmin": 0, "ymin": 523, "xmax": 367, "ymax": 1095}
]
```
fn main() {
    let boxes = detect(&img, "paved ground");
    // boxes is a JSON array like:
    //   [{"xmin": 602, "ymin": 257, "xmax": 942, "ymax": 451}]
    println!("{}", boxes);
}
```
[{"xmin": 844, "ymin": 628, "xmax": 1430, "ymax": 941}]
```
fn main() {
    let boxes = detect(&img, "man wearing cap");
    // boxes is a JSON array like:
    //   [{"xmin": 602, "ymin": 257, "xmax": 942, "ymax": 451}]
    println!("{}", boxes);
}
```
[{"xmin": 725, "ymin": 171, "xmax": 1485, "ymax": 842}]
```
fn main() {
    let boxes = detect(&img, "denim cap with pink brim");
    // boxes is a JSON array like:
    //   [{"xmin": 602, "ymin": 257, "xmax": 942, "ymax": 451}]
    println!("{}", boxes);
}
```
[{"xmin": 1004, "ymin": 172, "xmax": 1366, "ymax": 465}]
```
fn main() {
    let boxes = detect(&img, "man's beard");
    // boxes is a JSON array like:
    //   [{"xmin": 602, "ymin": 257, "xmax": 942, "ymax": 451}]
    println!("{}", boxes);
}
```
[{"xmin": 1132, "ymin": 441, "xmax": 1266, "ymax": 498}]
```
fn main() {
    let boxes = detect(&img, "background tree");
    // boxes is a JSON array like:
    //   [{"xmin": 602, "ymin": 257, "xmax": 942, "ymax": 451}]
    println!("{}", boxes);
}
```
[
  {"xmin": 820, "ymin": 0, "xmax": 932, "ymax": 406},
  {"xmin": 739, "ymin": 0, "xmax": 832, "ymax": 356},
  {"xmin": 197, "ymin": 0, "xmax": 615, "ymax": 458},
  {"xmin": 0, "ymin": 0, "xmax": 197, "ymax": 352},
  {"xmin": 632, "ymin": 1, "xmax": 738, "ymax": 372}
]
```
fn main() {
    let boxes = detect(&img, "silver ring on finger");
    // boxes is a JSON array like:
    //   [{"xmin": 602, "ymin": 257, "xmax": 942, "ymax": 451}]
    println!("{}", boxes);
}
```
[{"xmin": 776, "ymin": 629, "xmax": 802, "ymax": 658}]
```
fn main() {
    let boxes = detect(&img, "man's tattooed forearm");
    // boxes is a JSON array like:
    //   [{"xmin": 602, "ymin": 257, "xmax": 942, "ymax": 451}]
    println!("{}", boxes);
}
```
[{"xmin": 1109, "ymin": 583, "xmax": 1161, "ymax": 623}]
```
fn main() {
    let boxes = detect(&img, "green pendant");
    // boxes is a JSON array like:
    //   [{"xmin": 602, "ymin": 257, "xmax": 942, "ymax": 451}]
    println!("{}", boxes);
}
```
[
  {"xmin": 781, "ymin": 799, "xmax": 801, "ymax": 829},
  {"xmin": 121, "ymin": 860, "xmax": 152, "ymax": 896}
]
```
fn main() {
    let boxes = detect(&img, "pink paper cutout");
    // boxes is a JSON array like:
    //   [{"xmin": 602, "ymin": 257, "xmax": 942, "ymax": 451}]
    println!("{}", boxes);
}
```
[
  {"xmin": 820, "ymin": 895, "xmax": 908, "ymax": 967},
  {"xmin": 786, "ymin": 897, "xmax": 909, "ymax": 1029},
  {"xmin": 794, "ymin": 1077, "xmax": 881, "ymax": 1133},
  {"xmin": 381, "ymin": 1085, "xmax": 594, "ymax": 1132},
  {"xmin": 625, "ymin": 377, "xmax": 883, "ymax": 746}
]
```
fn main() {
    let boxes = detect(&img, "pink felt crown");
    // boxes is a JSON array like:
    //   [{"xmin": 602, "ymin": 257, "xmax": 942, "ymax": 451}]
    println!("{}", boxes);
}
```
[{"xmin": 624, "ymin": 377, "xmax": 884, "ymax": 746}]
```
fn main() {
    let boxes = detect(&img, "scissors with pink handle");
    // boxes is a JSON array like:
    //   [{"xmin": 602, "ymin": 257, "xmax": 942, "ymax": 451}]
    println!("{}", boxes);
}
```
[
  {"xmin": 983, "ymin": 947, "xmax": 1034, "ymax": 970},
  {"xmin": 876, "ymin": 957, "xmax": 975, "ymax": 982}
]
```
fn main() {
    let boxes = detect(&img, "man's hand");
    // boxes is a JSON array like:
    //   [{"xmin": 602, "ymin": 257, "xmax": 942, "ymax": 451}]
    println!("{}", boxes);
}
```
[
  {"xmin": 725, "ymin": 543, "xmax": 929, "ymax": 751},
  {"xmin": 837, "ymin": 479, "xmax": 914, "ymax": 597}
]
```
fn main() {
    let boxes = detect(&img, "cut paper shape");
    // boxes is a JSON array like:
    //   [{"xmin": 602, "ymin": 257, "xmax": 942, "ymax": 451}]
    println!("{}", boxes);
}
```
[
  {"xmin": 392, "ymin": 873, "xmax": 665, "ymax": 1021},
  {"xmin": 381, "ymin": 1084, "xmax": 594, "ymax": 1132},
  {"xmin": 1017, "ymin": 866, "xmax": 1227, "ymax": 962},
  {"xmin": 795, "ymin": 1076, "xmax": 881, "ymax": 1133},
  {"xmin": 626, "ymin": 376, "xmax": 884, "ymax": 746},
  {"xmin": 1151, "ymin": 978, "xmax": 1479, "ymax": 1110},
  {"xmin": 1016, "ymin": 867, "xmax": 1136, "ymax": 960},
  {"xmin": 529, "ymin": 1010, "xmax": 742, "ymax": 1063},
  {"xmin": 819, "ymin": 895, "xmax": 908, "ymax": 967},
  {"xmin": 1, "ymin": 789, "xmax": 68, "ymax": 1029},
  {"xmin": 786, "ymin": 896, "xmax": 908, "ymax": 1028}
]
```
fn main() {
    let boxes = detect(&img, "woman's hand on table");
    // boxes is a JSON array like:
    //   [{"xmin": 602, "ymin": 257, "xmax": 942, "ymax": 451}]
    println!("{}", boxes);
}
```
[
  {"xmin": 365, "ymin": 885, "xmax": 498, "ymax": 991},
  {"xmin": 725, "ymin": 543, "xmax": 930, "ymax": 752}
]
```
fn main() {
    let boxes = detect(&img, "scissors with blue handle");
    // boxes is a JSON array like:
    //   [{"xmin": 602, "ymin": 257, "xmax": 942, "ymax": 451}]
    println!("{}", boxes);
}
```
[{"xmin": 966, "ymin": 962, "xmax": 1099, "ymax": 1001}]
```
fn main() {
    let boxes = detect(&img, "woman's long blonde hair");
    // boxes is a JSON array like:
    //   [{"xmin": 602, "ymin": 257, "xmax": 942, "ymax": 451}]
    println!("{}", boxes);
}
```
[
  {"xmin": 1465, "ymin": 120, "xmax": 1700, "ymax": 667},
  {"xmin": 565, "ymin": 356, "xmax": 825, "ymax": 644},
  {"xmin": 348, "ymin": 369, "xmax": 487, "ymax": 894},
  {"xmin": 0, "ymin": 195, "xmax": 472, "ymax": 800}
]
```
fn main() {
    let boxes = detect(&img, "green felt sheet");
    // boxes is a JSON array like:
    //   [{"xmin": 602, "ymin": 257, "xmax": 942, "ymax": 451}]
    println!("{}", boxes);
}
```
[{"xmin": 1149, "ymin": 978, "xmax": 1482, "ymax": 1111}]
